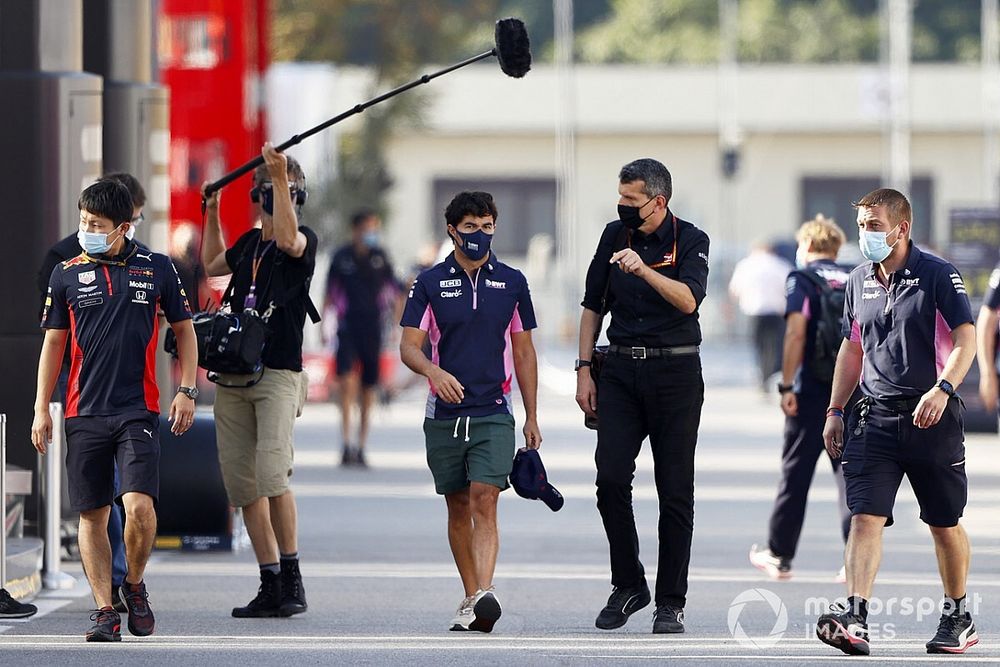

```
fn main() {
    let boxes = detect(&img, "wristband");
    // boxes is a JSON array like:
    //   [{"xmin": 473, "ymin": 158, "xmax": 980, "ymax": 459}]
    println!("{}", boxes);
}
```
[{"xmin": 826, "ymin": 406, "xmax": 844, "ymax": 419}]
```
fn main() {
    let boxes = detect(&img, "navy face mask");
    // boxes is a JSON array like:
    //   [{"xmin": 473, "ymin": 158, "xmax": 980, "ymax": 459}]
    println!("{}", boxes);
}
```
[{"xmin": 454, "ymin": 228, "xmax": 492, "ymax": 261}]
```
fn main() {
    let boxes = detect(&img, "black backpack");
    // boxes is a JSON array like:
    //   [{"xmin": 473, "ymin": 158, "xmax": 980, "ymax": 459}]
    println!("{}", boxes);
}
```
[{"xmin": 797, "ymin": 269, "xmax": 847, "ymax": 384}]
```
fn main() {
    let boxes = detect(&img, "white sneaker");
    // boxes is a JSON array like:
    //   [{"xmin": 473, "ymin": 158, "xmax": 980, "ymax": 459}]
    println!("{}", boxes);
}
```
[
  {"xmin": 449, "ymin": 595, "xmax": 475, "ymax": 631},
  {"xmin": 834, "ymin": 565, "xmax": 847, "ymax": 583},
  {"xmin": 749, "ymin": 544, "xmax": 792, "ymax": 580},
  {"xmin": 469, "ymin": 588, "xmax": 502, "ymax": 633}
]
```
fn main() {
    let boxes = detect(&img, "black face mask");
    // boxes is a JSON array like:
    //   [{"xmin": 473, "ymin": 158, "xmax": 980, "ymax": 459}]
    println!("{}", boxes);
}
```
[{"xmin": 617, "ymin": 197, "xmax": 655, "ymax": 230}]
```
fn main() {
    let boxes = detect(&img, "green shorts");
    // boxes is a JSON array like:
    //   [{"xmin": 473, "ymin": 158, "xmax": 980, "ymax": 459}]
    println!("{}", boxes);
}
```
[{"xmin": 423, "ymin": 414, "xmax": 516, "ymax": 495}]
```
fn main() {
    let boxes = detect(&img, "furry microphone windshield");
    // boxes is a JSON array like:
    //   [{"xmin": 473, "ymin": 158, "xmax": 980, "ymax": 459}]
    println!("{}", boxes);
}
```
[{"xmin": 494, "ymin": 17, "xmax": 531, "ymax": 78}]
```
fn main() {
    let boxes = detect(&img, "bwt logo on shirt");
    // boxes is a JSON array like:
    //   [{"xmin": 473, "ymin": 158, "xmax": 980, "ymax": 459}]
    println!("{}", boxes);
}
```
[
  {"xmin": 485, "ymin": 279, "xmax": 506, "ymax": 289},
  {"xmin": 899, "ymin": 277, "xmax": 920, "ymax": 287},
  {"xmin": 439, "ymin": 279, "xmax": 462, "ymax": 288}
]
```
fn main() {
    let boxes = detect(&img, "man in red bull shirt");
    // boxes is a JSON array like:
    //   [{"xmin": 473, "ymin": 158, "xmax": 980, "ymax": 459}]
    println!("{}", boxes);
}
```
[{"xmin": 31, "ymin": 180, "xmax": 197, "ymax": 642}]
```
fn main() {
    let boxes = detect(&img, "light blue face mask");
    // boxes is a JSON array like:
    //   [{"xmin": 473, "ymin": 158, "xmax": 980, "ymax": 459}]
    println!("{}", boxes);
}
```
[
  {"xmin": 361, "ymin": 230, "xmax": 380, "ymax": 248},
  {"xmin": 78, "ymin": 225, "xmax": 124, "ymax": 255},
  {"xmin": 858, "ymin": 224, "xmax": 900, "ymax": 263}
]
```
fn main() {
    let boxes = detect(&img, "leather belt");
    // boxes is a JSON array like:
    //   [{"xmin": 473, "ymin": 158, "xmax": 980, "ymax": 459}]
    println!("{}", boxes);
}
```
[
  {"xmin": 607, "ymin": 344, "xmax": 700, "ymax": 360},
  {"xmin": 866, "ymin": 395, "xmax": 921, "ymax": 414}
]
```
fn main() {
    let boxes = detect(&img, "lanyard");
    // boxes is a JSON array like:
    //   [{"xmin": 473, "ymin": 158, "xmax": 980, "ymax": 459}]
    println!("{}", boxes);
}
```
[
  {"xmin": 245, "ymin": 236, "xmax": 275, "ymax": 310},
  {"xmin": 627, "ymin": 214, "xmax": 678, "ymax": 269}
]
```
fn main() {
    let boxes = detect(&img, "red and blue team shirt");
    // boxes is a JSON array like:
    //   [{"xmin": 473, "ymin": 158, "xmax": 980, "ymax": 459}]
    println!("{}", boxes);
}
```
[
  {"xmin": 40, "ymin": 243, "xmax": 192, "ymax": 417},
  {"xmin": 842, "ymin": 243, "xmax": 973, "ymax": 400},
  {"xmin": 400, "ymin": 252, "xmax": 537, "ymax": 420},
  {"xmin": 785, "ymin": 258, "xmax": 854, "ymax": 394}
]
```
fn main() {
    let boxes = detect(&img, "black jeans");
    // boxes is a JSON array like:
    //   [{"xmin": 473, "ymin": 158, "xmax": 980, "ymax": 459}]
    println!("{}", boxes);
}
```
[
  {"xmin": 595, "ymin": 352, "xmax": 703, "ymax": 609},
  {"xmin": 768, "ymin": 392, "xmax": 850, "ymax": 560}
]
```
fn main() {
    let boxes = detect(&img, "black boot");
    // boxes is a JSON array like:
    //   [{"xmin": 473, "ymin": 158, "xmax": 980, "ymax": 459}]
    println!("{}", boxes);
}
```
[
  {"xmin": 279, "ymin": 559, "xmax": 307, "ymax": 616},
  {"xmin": 232, "ymin": 570, "xmax": 283, "ymax": 618}
]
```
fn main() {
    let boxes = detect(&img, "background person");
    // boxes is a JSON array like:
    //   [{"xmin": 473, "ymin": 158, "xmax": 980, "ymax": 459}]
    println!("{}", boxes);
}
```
[
  {"xmin": 749, "ymin": 215, "xmax": 854, "ymax": 581},
  {"xmin": 729, "ymin": 242, "xmax": 793, "ymax": 392},
  {"xmin": 325, "ymin": 208, "xmax": 403, "ymax": 467},
  {"xmin": 975, "ymin": 263, "xmax": 1000, "ymax": 412}
]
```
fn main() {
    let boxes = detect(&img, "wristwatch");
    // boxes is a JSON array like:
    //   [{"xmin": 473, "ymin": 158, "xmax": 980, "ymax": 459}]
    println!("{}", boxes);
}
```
[
  {"xmin": 777, "ymin": 382, "xmax": 794, "ymax": 395},
  {"xmin": 936, "ymin": 379, "xmax": 956, "ymax": 398},
  {"xmin": 177, "ymin": 386, "xmax": 200, "ymax": 400},
  {"xmin": 574, "ymin": 359, "xmax": 592, "ymax": 371}
]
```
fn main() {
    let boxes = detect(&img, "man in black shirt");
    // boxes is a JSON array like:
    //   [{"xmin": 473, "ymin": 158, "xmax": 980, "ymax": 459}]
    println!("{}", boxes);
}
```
[
  {"xmin": 326, "ymin": 209, "xmax": 402, "ymax": 466},
  {"xmin": 576, "ymin": 158, "xmax": 710, "ymax": 634},
  {"xmin": 202, "ymin": 144, "xmax": 317, "ymax": 618}
]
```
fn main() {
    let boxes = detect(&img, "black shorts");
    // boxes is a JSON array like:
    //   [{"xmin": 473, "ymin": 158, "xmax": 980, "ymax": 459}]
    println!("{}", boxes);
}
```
[
  {"xmin": 842, "ymin": 397, "xmax": 967, "ymax": 527},
  {"xmin": 65, "ymin": 411, "xmax": 160, "ymax": 512},
  {"xmin": 336, "ymin": 329, "xmax": 381, "ymax": 387}
]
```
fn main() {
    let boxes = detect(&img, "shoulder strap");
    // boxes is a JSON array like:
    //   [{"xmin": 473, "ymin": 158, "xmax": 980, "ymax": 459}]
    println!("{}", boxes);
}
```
[
  {"xmin": 220, "ymin": 234, "xmax": 256, "ymax": 309},
  {"xmin": 262, "ymin": 249, "xmax": 322, "ymax": 324},
  {"xmin": 796, "ymin": 268, "xmax": 832, "ymax": 294}
]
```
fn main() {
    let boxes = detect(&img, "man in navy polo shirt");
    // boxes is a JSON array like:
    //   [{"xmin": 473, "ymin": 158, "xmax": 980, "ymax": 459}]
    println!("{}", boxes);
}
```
[
  {"xmin": 31, "ymin": 180, "xmax": 198, "ymax": 642},
  {"xmin": 817, "ymin": 188, "xmax": 978, "ymax": 656},
  {"xmin": 400, "ymin": 191, "xmax": 541, "ymax": 634}
]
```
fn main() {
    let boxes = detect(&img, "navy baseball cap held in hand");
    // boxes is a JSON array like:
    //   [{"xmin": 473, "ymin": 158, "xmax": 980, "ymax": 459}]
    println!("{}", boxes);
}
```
[{"xmin": 510, "ymin": 448, "xmax": 564, "ymax": 512}]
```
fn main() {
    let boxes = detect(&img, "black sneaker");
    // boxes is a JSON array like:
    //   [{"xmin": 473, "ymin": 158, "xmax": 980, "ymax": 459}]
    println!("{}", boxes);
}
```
[
  {"xmin": 86, "ymin": 607, "xmax": 122, "ymax": 642},
  {"xmin": 469, "ymin": 588, "xmax": 502, "ymax": 633},
  {"xmin": 232, "ymin": 570, "xmax": 283, "ymax": 618},
  {"xmin": 354, "ymin": 448, "xmax": 368, "ymax": 468},
  {"xmin": 652, "ymin": 604, "xmax": 685, "ymax": 634},
  {"xmin": 279, "ymin": 560, "xmax": 308, "ymax": 617},
  {"xmin": 111, "ymin": 585, "xmax": 128, "ymax": 614},
  {"xmin": 341, "ymin": 445, "xmax": 355, "ymax": 466},
  {"xmin": 926, "ymin": 612, "xmax": 979, "ymax": 654},
  {"xmin": 120, "ymin": 580, "xmax": 155, "ymax": 636},
  {"xmin": 595, "ymin": 583, "xmax": 651, "ymax": 630},
  {"xmin": 816, "ymin": 601, "xmax": 870, "ymax": 656},
  {"xmin": 0, "ymin": 589, "xmax": 37, "ymax": 619}
]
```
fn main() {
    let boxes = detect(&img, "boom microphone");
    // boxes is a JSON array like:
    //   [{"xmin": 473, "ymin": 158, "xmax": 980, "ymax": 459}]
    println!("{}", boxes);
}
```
[{"xmin": 203, "ymin": 17, "xmax": 532, "ymax": 201}]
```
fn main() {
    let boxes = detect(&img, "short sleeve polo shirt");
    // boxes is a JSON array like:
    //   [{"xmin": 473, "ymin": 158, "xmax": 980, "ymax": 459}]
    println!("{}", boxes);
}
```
[
  {"xmin": 400, "ymin": 253, "xmax": 537, "ymax": 420},
  {"xmin": 41, "ymin": 243, "xmax": 192, "ymax": 417},
  {"xmin": 842, "ymin": 243, "xmax": 973, "ymax": 400}
]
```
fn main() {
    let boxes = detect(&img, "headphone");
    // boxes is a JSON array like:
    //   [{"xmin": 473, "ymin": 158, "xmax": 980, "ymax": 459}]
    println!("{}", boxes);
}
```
[{"xmin": 250, "ymin": 184, "xmax": 308, "ymax": 207}]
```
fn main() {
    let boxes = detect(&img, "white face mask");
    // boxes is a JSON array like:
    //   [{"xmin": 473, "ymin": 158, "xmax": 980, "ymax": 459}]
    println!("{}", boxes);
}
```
[{"xmin": 859, "ymin": 224, "xmax": 900, "ymax": 263}]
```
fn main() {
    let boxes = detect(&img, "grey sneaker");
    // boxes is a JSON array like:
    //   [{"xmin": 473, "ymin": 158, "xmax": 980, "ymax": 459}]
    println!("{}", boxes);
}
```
[{"xmin": 449, "ymin": 595, "xmax": 475, "ymax": 631}]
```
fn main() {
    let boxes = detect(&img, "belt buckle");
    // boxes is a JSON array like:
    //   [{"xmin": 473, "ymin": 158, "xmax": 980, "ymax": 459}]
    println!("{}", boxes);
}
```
[{"xmin": 631, "ymin": 346, "xmax": 647, "ymax": 360}]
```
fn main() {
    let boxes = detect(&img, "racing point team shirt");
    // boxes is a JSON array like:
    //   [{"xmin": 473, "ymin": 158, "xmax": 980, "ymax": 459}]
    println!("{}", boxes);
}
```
[
  {"xmin": 842, "ymin": 242, "xmax": 974, "ymax": 400},
  {"xmin": 400, "ymin": 252, "xmax": 537, "ymax": 420},
  {"xmin": 41, "ymin": 242, "xmax": 192, "ymax": 417}
]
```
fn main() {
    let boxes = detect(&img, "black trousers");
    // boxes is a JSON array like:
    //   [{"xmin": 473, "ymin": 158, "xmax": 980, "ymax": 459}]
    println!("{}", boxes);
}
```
[
  {"xmin": 595, "ymin": 352, "xmax": 704, "ymax": 608},
  {"xmin": 768, "ymin": 392, "xmax": 851, "ymax": 560},
  {"xmin": 752, "ymin": 314, "xmax": 785, "ymax": 387}
]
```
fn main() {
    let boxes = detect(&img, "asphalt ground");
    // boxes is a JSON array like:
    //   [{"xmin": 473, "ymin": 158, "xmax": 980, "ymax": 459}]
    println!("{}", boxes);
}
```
[{"xmin": 2, "ymin": 342, "xmax": 1000, "ymax": 665}]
